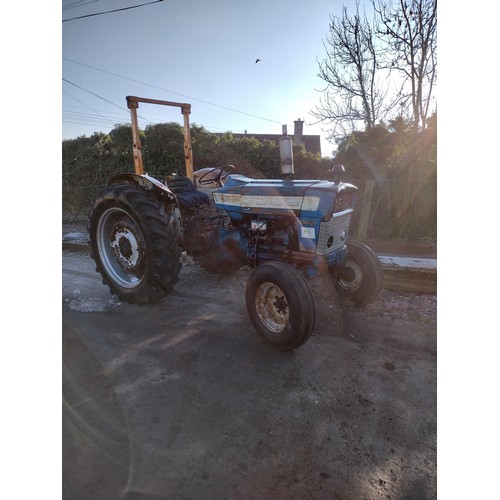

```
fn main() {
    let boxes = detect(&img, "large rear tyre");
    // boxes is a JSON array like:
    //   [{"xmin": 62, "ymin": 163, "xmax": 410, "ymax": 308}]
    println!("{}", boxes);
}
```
[
  {"xmin": 331, "ymin": 240, "xmax": 384, "ymax": 307},
  {"xmin": 88, "ymin": 183, "xmax": 183, "ymax": 305},
  {"xmin": 246, "ymin": 262, "xmax": 316, "ymax": 351}
]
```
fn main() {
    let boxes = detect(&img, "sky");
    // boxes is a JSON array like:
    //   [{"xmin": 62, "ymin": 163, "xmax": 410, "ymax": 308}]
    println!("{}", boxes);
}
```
[{"xmin": 62, "ymin": 0, "xmax": 359, "ymax": 157}]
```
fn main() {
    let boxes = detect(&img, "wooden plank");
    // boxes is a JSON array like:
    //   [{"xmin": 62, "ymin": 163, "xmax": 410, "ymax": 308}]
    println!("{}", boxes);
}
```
[{"xmin": 356, "ymin": 179, "xmax": 375, "ymax": 240}]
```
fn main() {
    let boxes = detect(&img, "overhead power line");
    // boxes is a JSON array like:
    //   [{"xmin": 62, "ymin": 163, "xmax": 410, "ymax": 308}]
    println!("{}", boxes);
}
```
[
  {"xmin": 63, "ymin": 89, "xmax": 118, "ymax": 127},
  {"xmin": 62, "ymin": 0, "xmax": 163, "ymax": 22},
  {"xmin": 62, "ymin": 57, "xmax": 285, "ymax": 126},
  {"xmin": 62, "ymin": 78, "xmax": 153, "ymax": 124},
  {"xmin": 63, "ymin": 0, "xmax": 100, "ymax": 11},
  {"xmin": 63, "ymin": 78, "xmax": 125, "ymax": 110},
  {"xmin": 62, "ymin": 61, "xmax": 324, "ymax": 136}
]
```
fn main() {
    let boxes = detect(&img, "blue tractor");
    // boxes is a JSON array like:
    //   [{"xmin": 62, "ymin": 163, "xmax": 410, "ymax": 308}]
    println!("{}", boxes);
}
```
[{"xmin": 89, "ymin": 97, "xmax": 383, "ymax": 350}]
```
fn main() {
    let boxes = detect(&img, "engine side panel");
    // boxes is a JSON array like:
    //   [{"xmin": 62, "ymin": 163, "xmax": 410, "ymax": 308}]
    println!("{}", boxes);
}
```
[
  {"xmin": 213, "ymin": 175, "xmax": 340, "ymax": 219},
  {"xmin": 212, "ymin": 175, "xmax": 356, "ymax": 257}
]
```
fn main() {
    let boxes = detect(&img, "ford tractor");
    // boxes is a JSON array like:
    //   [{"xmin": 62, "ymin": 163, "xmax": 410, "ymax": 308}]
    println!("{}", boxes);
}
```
[{"xmin": 88, "ymin": 96, "xmax": 383, "ymax": 350}]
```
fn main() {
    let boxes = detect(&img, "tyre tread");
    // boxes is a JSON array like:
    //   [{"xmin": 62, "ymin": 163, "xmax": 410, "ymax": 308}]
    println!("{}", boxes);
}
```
[{"xmin": 88, "ymin": 183, "xmax": 183, "ymax": 305}]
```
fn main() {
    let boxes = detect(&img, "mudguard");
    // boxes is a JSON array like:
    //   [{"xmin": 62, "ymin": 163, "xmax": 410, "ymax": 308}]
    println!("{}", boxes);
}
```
[{"xmin": 108, "ymin": 173, "xmax": 179, "ymax": 207}]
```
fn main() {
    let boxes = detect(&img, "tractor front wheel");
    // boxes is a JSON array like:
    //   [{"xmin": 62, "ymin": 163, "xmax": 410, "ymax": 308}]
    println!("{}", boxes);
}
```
[
  {"xmin": 246, "ymin": 261, "xmax": 315, "ymax": 351},
  {"xmin": 331, "ymin": 240, "xmax": 384, "ymax": 307},
  {"xmin": 88, "ymin": 183, "xmax": 183, "ymax": 305}
]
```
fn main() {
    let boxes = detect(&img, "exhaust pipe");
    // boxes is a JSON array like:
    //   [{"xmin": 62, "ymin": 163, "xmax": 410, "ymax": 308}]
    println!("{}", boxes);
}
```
[{"xmin": 279, "ymin": 135, "xmax": 294, "ymax": 176}]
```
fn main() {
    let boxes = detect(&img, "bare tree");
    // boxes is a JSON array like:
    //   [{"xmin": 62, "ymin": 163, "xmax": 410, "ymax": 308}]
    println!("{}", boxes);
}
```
[
  {"xmin": 374, "ymin": 0, "xmax": 437, "ymax": 131},
  {"xmin": 312, "ymin": 2, "xmax": 390, "ymax": 142}
]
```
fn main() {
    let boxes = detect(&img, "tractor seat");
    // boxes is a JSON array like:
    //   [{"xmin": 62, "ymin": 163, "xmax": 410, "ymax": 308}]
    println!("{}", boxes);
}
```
[{"xmin": 166, "ymin": 174, "xmax": 210, "ymax": 209}]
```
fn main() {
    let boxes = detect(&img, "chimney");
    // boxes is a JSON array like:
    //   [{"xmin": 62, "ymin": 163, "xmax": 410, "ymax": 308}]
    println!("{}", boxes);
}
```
[{"xmin": 293, "ymin": 119, "xmax": 304, "ymax": 146}]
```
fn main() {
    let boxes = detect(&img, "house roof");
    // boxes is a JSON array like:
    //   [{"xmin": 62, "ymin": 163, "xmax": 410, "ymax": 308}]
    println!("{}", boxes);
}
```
[{"xmin": 213, "ymin": 119, "xmax": 321, "ymax": 156}]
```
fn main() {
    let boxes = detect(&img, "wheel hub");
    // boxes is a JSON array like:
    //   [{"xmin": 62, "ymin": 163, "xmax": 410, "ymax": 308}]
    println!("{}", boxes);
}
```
[
  {"xmin": 255, "ymin": 282, "xmax": 289, "ymax": 334},
  {"xmin": 110, "ymin": 219, "xmax": 144, "ymax": 271},
  {"xmin": 337, "ymin": 259, "xmax": 363, "ymax": 291},
  {"xmin": 118, "ymin": 235, "xmax": 133, "ymax": 259}
]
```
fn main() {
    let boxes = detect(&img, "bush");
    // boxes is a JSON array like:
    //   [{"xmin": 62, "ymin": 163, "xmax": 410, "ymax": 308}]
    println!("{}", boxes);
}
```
[{"xmin": 62, "ymin": 117, "xmax": 436, "ymax": 242}]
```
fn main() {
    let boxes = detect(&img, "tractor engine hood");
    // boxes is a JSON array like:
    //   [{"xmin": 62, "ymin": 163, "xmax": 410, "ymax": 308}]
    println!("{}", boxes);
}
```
[{"xmin": 212, "ymin": 174, "xmax": 357, "ymax": 221}]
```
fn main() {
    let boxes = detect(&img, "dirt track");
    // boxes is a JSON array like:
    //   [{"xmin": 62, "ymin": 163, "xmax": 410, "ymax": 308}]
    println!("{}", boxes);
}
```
[{"xmin": 63, "ymin": 250, "xmax": 436, "ymax": 499}]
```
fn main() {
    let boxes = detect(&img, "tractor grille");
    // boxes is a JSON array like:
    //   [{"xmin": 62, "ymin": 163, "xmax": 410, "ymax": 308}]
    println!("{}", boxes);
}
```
[{"xmin": 316, "ymin": 209, "xmax": 353, "ymax": 255}]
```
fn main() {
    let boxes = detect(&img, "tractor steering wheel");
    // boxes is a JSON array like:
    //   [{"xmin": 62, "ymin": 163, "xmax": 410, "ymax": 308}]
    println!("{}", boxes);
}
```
[{"xmin": 198, "ymin": 165, "xmax": 235, "ymax": 186}]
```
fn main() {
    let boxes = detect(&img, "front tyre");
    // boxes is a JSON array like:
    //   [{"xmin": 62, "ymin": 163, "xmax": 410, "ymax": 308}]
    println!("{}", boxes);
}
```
[
  {"xmin": 331, "ymin": 240, "xmax": 384, "ymax": 307},
  {"xmin": 246, "ymin": 262, "xmax": 315, "ymax": 351},
  {"xmin": 88, "ymin": 183, "xmax": 183, "ymax": 305}
]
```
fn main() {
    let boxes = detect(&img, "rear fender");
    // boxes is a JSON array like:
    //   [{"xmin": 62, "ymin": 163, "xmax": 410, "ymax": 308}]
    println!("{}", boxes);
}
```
[{"xmin": 108, "ymin": 173, "xmax": 179, "ymax": 208}]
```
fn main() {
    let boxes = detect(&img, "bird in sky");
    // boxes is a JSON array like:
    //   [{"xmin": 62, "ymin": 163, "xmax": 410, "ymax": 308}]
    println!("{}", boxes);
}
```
[{"xmin": 255, "ymin": 59, "xmax": 261, "ymax": 63}]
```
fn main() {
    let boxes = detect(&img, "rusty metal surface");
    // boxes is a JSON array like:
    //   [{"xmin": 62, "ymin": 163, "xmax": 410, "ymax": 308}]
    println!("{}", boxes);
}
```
[{"xmin": 125, "ymin": 95, "xmax": 193, "ymax": 179}]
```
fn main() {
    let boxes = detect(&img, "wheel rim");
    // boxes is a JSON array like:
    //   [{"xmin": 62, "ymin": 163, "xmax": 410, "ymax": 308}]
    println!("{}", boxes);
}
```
[
  {"xmin": 255, "ymin": 282, "xmax": 289, "ymax": 333},
  {"xmin": 96, "ymin": 207, "xmax": 147, "ymax": 289},
  {"xmin": 336, "ymin": 259, "xmax": 363, "ymax": 291}
]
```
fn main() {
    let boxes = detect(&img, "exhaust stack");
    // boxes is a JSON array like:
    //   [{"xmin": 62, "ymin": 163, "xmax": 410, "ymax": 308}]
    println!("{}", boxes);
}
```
[{"xmin": 279, "ymin": 135, "xmax": 294, "ymax": 176}]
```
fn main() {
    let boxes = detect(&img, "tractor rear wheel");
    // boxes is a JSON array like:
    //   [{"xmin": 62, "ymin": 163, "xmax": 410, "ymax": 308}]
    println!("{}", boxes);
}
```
[
  {"xmin": 246, "ymin": 261, "xmax": 315, "ymax": 351},
  {"xmin": 331, "ymin": 240, "xmax": 384, "ymax": 307},
  {"xmin": 88, "ymin": 183, "xmax": 183, "ymax": 305}
]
